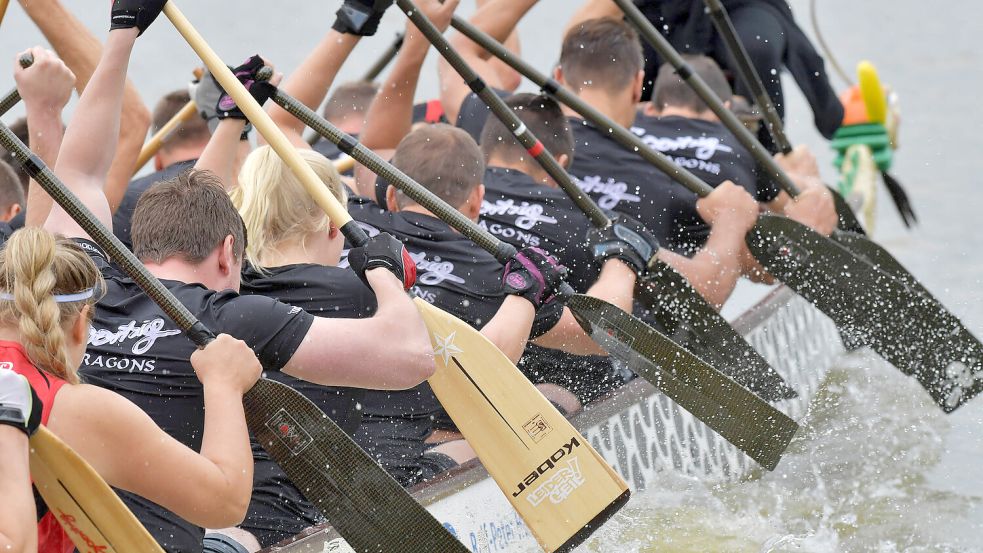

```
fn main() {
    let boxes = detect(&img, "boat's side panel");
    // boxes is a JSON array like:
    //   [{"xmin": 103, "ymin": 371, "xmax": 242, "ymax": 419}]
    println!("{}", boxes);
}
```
[{"xmin": 260, "ymin": 290, "xmax": 845, "ymax": 553}]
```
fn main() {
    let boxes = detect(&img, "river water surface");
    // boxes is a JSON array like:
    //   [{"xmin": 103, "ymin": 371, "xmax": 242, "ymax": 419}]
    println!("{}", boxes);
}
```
[{"xmin": 2, "ymin": 1, "xmax": 981, "ymax": 551}]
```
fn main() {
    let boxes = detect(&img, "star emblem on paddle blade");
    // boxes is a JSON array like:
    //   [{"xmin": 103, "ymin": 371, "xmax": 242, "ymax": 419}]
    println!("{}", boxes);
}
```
[{"xmin": 433, "ymin": 331, "xmax": 463, "ymax": 365}]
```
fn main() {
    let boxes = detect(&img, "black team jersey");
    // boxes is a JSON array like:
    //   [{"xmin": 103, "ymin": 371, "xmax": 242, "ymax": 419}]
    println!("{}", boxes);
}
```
[
  {"xmin": 566, "ymin": 117, "xmax": 678, "ymax": 250},
  {"xmin": 237, "ymin": 263, "xmax": 376, "ymax": 547},
  {"xmin": 479, "ymin": 167, "xmax": 599, "ymax": 293},
  {"xmin": 631, "ymin": 114, "xmax": 780, "ymax": 254},
  {"xmin": 478, "ymin": 167, "xmax": 626, "ymax": 405},
  {"xmin": 346, "ymin": 197, "xmax": 562, "ymax": 486},
  {"xmin": 75, "ymin": 240, "xmax": 314, "ymax": 553}
]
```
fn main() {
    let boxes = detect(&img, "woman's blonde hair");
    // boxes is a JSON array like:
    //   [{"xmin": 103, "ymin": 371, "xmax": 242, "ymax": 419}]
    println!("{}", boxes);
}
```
[
  {"xmin": 231, "ymin": 146, "xmax": 347, "ymax": 270},
  {"xmin": 0, "ymin": 228, "xmax": 103, "ymax": 384}
]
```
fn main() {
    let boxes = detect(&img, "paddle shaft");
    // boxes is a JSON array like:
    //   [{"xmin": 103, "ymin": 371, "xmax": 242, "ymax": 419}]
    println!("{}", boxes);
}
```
[
  {"xmin": 612, "ymin": 0, "xmax": 801, "ymax": 197},
  {"xmin": 449, "ymin": 16, "xmax": 715, "ymax": 199},
  {"xmin": 270, "ymin": 87, "xmax": 517, "ymax": 263},
  {"xmin": 362, "ymin": 32, "xmax": 405, "ymax": 81},
  {"xmin": 398, "ymin": 0, "xmax": 611, "ymax": 227},
  {"xmin": 704, "ymin": 0, "xmax": 793, "ymax": 153},
  {"xmin": 134, "ymin": 99, "xmax": 198, "ymax": 172},
  {"xmin": 162, "ymin": 2, "xmax": 369, "ymax": 248}
]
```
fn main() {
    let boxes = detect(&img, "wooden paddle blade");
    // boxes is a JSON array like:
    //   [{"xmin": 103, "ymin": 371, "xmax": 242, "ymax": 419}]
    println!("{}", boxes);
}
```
[
  {"xmin": 637, "ymin": 260, "xmax": 797, "ymax": 401},
  {"xmin": 29, "ymin": 427, "xmax": 164, "ymax": 553},
  {"xmin": 748, "ymin": 214, "xmax": 983, "ymax": 412},
  {"xmin": 414, "ymin": 299, "xmax": 630, "ymax": 553},
  {"xmin": 243, "ymin": 379, "xmax": 469, "ymax": 553},
  {"xmin": 564, "ymin": 294, "xmax": 798, "ymax": 470}
]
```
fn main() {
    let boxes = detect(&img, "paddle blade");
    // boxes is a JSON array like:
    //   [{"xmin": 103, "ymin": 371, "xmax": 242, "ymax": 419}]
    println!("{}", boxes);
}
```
[
  {"xmin": 243, "ymin": 379, "xmax": 469, "ymax": 553},
  {"xmin": 881, "ymin": 171, "xmax": 918, "ymax": 228},
  {"xmin": 564, "ymin": 294, "xmax": 798, "ymax": 470},
  {"xmin": 414, "ymin": 299, "xmax": 629, "ymax": 553},
  {"xmin": 748, "ymin": 214, "xmax": 983, "ymax": 412},
  {"xmin": 637, "ymin": 261, "xmax": 797, "ymax": 401},
  {"xmin": 29, "ymin": 427, "xmax": 164, "ymax": 553}
]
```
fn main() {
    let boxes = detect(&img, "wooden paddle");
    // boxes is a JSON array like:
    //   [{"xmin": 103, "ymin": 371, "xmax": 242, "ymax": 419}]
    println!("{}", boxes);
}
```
[
  {"xmin": 447, "ymin": 15, "xmax": 796, "ymax": 404},
  {"xmin": 133, "ymin": 100, "xmax": 197, "ymax": 174},
  {"xmin": 598, "ymin": 0, "xmax": 983, "ymax": 412},
  {"xmin": 268, "ymin": 86, "xmax": 800, "ymax": 473},
  {"xmin": 702, "ymin": 0, "xmax": 916, "ymax": 228},
  {"xmin": 30, "ymin": 426, "xmax": 165, "ymax": 553},
  {"xmin": 163, "ymin": 4, "xmax": 629, "ymax": 552},
  {"xmin": 0, "ymin": 115, "xmax": 463, "ymax": 553},
  {"xmin": 0, "ymin": 0, "xmax": 9, "ymax": 28}
]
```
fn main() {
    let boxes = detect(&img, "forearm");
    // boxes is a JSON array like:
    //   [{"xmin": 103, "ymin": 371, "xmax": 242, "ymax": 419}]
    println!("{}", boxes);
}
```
[
  {"xmin": 461, "ymin": 0, "xmax": 538, "ymax": 57},
  {"xmin": 480, "ymin": 295, "xmax": 535, "ymax": 362},
  {"xmin": 658, "ymin": 225, "xmax": 746, "ymax": 308},
  {"xmin": 20, "ymin": 0, "xmax": 150, "ymax": 213},
  {"xmin": 196, "ymin": 386, "xmax": 252, "ymax": 526},
  {"xmin": 361, "ymin": 35, "xmax": 429, "ymax": 151},
  {"xmin": 565, "ymin": 0, "xmax": 622, "ymax": 33},
  {"xmin": 23, "ymin": 101, "xmax": 64, "ymax": 227},
  {"xmin": 0, "ymin": 428, "xmax": 35, "ymax": 553},
  {"xmin": 55, "ymin": 30, "xmax": 135, "ymax": 186},
  {"xmin": 534, "ymin": 307, "xmax": 607, "ymax": 356},
  {"xmin": 268, "ymin": 30, "xmax": 361, "ymax": 139},
  {"xmin": 195, "ymin": 120, "xmax": 247, "ymax": 192}
]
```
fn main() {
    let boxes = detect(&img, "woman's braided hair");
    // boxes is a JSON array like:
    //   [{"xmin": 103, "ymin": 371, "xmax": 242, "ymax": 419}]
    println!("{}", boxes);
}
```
[{"xmin": 0, "ymin": 228, "xmax": 103, "ymax": 384}]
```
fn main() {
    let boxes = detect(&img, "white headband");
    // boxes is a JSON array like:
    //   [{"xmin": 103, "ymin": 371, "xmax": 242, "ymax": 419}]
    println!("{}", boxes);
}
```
[{"xmin": 0, "ymin": 288, "xmax": 96, "ymax": 303}]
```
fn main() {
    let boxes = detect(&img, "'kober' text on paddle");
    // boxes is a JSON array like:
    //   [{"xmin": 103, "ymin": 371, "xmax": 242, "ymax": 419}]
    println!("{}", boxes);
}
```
[{"xmin": 511, "ymin": 437, "xmax": 582, "ymax": 499}]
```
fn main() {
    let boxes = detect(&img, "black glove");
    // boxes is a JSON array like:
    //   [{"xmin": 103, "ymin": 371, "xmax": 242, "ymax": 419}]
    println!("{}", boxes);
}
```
[
  {"xmin": 191, "ymin": 56, "xmax": 273, "ymax": 132},
  {"xmin": 110, "ymin": 0, "xmax": 167, "ymax": 36},
  {"xmin": 348, "ymin": 232, "xmax": 417, "ymax": 290},
  {"xmin": 586, "ymin": 213, "xmax": 660, "ymax": 274},
  {"xmin": 502, "ymin": 247, "xmax": 567, "ymax": 309},
  {"xmin": 0, "ymin": 369, "xmax": 41, "ymax": 436},
  {"xmin": 332, "ymin": 0, "xmax": 394, "ymax": 36}
]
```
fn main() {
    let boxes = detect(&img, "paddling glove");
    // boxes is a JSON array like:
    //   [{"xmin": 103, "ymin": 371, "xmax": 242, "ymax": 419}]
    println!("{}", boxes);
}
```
[
  {"xmin": 586, "ymin": 213, "xmax": 660, "ymax": 275},
  {"xmin": 502, "ymin": 247, "xmax": 567, "ymax": 309},
  {"xmin": 191, "ymin": 56, "xmax": 273, "ymax": 131},
  {"xmin": 332, "ymin": 0, "xmax": 394, "ymax": 36},
  {"xmin": 348, "ymin": 232, "xmax": 417, "ymax": 291},
  {"xmin": 109, "ymin": 0, "xmax": 166, "ymax": 36},
  {"xmin": 0, "ymin": 369, "xmax": 41, "ymax": 436}
]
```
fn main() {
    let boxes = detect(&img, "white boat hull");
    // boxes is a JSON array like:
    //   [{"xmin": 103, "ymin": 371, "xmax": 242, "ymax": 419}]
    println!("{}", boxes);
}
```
[{"xmin": 262, "ymin": 286, "xmax": 845, "ymax": 553}]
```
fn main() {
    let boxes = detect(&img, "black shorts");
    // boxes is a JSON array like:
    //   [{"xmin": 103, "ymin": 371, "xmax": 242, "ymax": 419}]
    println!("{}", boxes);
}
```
[{"xmin": 202, "ymin": 533, "xmax": 248, "ymax": 553}]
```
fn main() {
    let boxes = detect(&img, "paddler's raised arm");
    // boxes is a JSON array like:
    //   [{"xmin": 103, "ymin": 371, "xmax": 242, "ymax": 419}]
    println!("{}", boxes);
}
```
[
  {"xmin": 266, "ymin": 0, "xmax": 391, "ymax": 148},
  {"xmin": 44, "ymin": 1, "xmax": 167, "ymax": 240}
]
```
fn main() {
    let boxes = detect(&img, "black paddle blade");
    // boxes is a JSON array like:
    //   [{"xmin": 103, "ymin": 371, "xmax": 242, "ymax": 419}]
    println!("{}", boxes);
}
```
[
  {"xmin": 881, "ymin": 171, "xmax": 918, "ymax": 228},
  {"xmin": 636, "ymin": 261, "xmax": 797, "ymax": 401},
  {"xmin": 747, "ymin": 214, "xmax": 983, "ymax": 412},
  {"xmin": 565, "ymin": 294, "xmax": 799, "ymax": 470},
  {"xmin": 828, "ymin": 184, "xmax": 867, "ymax": 235},
  {"xmin": 243, "ymin": 379, "xmax": 469, "ymax": 553}
]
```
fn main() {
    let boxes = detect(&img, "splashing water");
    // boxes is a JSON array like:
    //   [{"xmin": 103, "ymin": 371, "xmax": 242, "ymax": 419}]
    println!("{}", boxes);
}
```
[{"xmin": 577, "ymin": 351, "xmax": 981, "ymax": 553}]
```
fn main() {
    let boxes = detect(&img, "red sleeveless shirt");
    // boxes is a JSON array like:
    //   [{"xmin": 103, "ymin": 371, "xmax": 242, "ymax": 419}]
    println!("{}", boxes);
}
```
[{"xmin": 0, "ymin": 341, "xmax": 74, "ymax": 553}]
